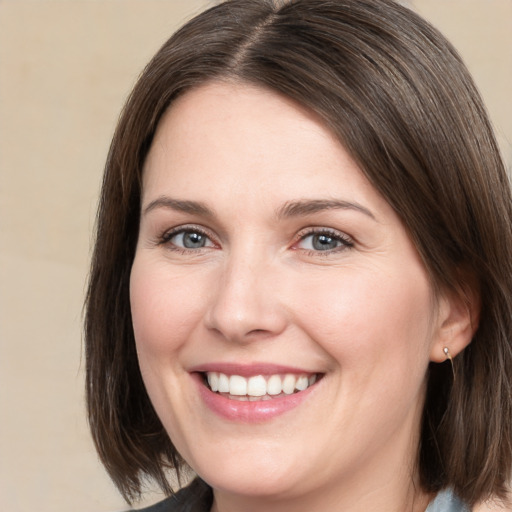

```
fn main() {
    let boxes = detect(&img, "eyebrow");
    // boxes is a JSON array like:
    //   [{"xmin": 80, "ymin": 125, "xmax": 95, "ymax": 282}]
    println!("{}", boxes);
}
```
[
  {"xmin": 142, "ymin": 196, "xmax": 376, "ymax": 221},
  {"xmin": 143, "ymin": 197, "xmax": 214, "ymax": 217},
  {"xmin": 276, "ymin": 199, "xmax": 376, "ymax": 220}
]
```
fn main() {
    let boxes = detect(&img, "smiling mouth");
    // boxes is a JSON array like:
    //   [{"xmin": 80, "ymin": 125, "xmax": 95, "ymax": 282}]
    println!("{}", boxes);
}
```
[{"xmin": 202, "ymin": 372, "xmax": 321, "ymax": 401}]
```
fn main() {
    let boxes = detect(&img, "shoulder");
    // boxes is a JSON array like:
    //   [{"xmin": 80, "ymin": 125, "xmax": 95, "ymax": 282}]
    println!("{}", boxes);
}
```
[
  {"xmin": 426, "ymin": 489, "xmax": 471, "ymax": 512},
  {"xmin": 133, "ymin": 479, "xmax": 212, "ymax": 512}
]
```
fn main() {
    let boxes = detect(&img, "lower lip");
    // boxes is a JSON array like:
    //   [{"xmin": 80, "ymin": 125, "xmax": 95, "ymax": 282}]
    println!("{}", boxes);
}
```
[{"xmin": 194, "ymin": 374, "xmax": 317, "ymax": 423}]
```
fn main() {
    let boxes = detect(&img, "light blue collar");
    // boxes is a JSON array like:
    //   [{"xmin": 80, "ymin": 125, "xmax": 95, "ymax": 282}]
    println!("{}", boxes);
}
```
[{"xmin": 426, "ymin": 489, "xmax": 471, "ymax": 512}]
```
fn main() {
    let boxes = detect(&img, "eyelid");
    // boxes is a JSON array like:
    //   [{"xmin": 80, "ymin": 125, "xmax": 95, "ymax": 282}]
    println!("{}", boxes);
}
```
[
  {"xmin": 292, "ymin": 226, "xmax": 354, "ymax": 253},
  {"xmin": 159, "ymin": 224, "xmax": 219, "ymax": 249},
  {"xmin": 155, "ymin": 224, "xmax": 353, "ymax": 254}
]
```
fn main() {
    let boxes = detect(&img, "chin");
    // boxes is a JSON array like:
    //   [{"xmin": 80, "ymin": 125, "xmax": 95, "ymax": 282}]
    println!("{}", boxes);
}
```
[
  {"xmin": 198, "ymin": 464, "xmax": 304, "ymax": 499},
  {"xmin": 180, "ymin": 436, "xmax": 312, "ymax": 498}
]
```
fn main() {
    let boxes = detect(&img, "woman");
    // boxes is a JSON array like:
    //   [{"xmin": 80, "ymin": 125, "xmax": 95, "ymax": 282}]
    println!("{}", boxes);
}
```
[{"xmin": 85, "ymin": 0, "xmax": 512, "ymax": 510}]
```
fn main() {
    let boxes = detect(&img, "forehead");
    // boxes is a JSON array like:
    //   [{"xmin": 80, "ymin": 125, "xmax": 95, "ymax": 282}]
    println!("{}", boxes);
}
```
[
  {"xmin": 146, "ymin": 80, "xmax": 342, "ymax": 176},
  {"xmin": 142, "ymin": 81, "xmax": 389, "ymax": 214}
]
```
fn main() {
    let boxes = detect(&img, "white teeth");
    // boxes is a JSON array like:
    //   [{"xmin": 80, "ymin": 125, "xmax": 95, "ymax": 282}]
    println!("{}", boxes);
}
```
[
  {"xmin": 296, "ymin": 375, "xmax": 309, "ymax": 391},
  {"xmin": 207, "ymin": 372, "xmax": 219, "ymax": 392},
  {"xmin": 267, "ymin": 374, "xmax": 282, "ymax": 395},
  {"xmin": 229, "ymin": 375, "xmax": 247, "ymax": 396},
  {"xmin": 205, "ymin": 372, "xmax": 319, "ymax": 398},
  {"xmin": 247, "ymin": 375, "xmax": 267, "ymax": 396},
  {"xmin": 282, "ymin": 374, "xmax": 296, "ymax": 394},
  {"xmin": 218, "ymin": 373, "xmax": 230, "ymax": 393}
]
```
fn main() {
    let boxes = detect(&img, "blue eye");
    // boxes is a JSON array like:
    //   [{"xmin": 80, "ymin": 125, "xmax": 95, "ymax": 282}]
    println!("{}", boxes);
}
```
[
  {"xmin": 297, "ymin": 230, "xmax": 352, "ymax": 252},
  {"xmin": 164, "ymin": 229, "xmax": 214, "ymax": 249}
]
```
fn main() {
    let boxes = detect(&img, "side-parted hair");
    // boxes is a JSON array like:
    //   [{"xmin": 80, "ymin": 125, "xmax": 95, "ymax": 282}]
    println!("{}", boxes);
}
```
[{"xmin": 85, "ymin": 0, "xmax": 512, "ymax": 505}]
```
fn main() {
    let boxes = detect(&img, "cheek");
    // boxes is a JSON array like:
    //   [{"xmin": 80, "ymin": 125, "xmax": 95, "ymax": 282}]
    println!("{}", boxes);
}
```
[
  {"xmin": 291, "ymin": 265, "xmax": 435, "ymax": 369},
  {"xmin": 129, "ymin": 257, "xmax": 206, "ymax": 439},
  {"xmin": 129, "ymin": 256, "xmax": 205, "ymax": 357}
]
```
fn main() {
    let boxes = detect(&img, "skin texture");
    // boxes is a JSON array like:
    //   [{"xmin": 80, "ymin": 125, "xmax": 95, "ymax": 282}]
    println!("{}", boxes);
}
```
[{"xmin": 130, "ymin": 82, "xmax": 473, "ymax": 512}]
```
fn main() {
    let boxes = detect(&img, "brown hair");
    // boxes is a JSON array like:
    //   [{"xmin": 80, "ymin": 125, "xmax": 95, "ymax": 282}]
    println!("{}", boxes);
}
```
[{"xmin": 85, "ymin": 0, "xmax": 512, "ymax": 505}]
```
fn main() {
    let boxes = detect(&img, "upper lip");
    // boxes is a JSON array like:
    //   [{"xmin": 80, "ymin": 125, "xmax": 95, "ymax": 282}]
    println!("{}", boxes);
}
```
[{"xmin": 189, "ymin": 362, "xmax": 319, "ymax": 377}]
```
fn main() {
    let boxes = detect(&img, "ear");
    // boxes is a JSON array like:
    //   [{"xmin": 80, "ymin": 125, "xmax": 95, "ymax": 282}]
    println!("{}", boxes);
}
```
[{"xmin": 429, "ymin": 280, "xmax": 480, "ymax": 363}]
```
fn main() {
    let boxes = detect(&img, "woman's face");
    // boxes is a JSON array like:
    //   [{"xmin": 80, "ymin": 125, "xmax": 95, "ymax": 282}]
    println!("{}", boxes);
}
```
[{"xmin": 130, "ymin": 82, "xmax": 448, "ymax": 505}]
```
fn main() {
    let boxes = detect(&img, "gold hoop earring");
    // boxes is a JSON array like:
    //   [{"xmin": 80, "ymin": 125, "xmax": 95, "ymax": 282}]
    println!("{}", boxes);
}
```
[{"xmin": 443, "ymin": 347, "xmax": 456, "ymax": 382}]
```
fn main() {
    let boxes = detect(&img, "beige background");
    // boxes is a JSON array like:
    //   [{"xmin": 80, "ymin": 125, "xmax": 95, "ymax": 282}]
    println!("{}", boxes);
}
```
[{"xmin": 0, "ymin": 1, "xmax": 510, "ymax": 511}]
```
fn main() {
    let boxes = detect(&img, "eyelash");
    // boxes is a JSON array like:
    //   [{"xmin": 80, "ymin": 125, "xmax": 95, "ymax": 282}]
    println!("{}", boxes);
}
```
[
  {"xmin": 157, "ymin": 225, "xmax": 354, "ymax": 255},
  {"xmin": 158, "ymin": 225, "xmax": 217, "ymax": 254},
  {"xmin": 293, "ymin": 227, "xmax": 354, "ymax": 256}
]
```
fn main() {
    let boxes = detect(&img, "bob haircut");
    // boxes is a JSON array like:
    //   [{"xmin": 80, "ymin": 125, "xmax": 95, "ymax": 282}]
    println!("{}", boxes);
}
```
[{"xmin": 85, "ymin": 0, "xmax": 512, "ymax": 505}]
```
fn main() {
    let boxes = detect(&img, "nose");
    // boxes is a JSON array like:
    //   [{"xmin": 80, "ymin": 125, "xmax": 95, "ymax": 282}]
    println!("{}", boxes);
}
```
[{"xmin": 204, "ymin": 250, "xmax": 288, "ymax": 344}]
